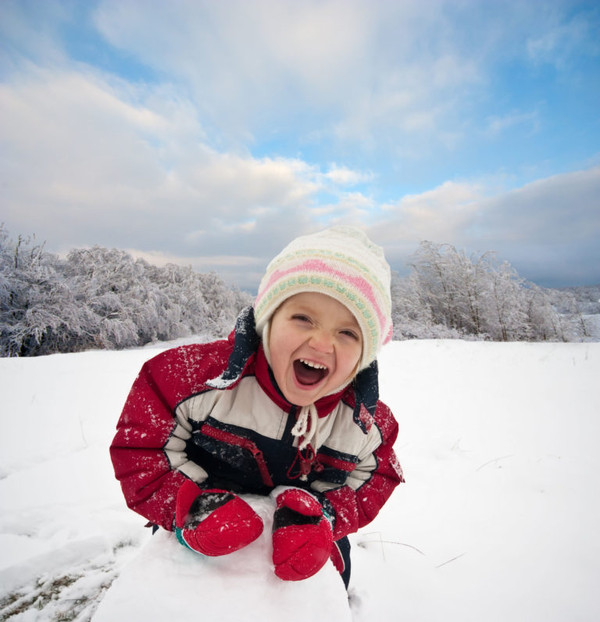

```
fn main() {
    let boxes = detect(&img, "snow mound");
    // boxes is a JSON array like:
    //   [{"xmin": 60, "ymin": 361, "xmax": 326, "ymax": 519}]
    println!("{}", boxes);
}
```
[{"xmin": 93, "ymin": 496, "xmax": 351, "ymax": 622}]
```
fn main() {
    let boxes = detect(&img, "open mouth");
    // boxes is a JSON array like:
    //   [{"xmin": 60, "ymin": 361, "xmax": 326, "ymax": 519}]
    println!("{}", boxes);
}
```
[{"xmin": 293, "ymin": 358, "xmax": 329, "ymax": 386}]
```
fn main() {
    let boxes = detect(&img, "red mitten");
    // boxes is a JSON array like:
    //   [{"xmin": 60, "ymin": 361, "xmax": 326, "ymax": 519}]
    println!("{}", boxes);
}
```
[
  {"xmin": 272, "ymin": 488, "xmax": 333, "ymax": 581},
  {"xmin": 175, "ymin": 480, "xmax": 263, "ymax": 556}
]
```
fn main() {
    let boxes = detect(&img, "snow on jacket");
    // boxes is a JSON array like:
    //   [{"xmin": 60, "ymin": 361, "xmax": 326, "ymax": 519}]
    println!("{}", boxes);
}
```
[{"xmin": 110, "ymin": 307, "xmax": 404, "ymax": 541}]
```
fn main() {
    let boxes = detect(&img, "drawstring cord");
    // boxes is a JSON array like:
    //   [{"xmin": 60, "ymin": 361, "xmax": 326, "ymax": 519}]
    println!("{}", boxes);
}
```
[
  {"xmin": 291, "ymin": 403, "xmax": 318, "ymax": 451},
  {"xmin": 288, "ymin": 403, "xmax": 319, "ymax": 481}
]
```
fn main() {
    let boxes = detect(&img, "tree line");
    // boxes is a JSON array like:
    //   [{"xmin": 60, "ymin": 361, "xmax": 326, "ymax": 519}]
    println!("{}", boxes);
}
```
[
  {"xmin": 1, "ymin": 227, "xmax": 597, "ymax": 356},
  {"xmin": 0, "ymin": 227, "xmax": 253, "ymax": 356},
  {"xmin": 392, "ymin": 241, "xmax": 596, "ymax": 342}
]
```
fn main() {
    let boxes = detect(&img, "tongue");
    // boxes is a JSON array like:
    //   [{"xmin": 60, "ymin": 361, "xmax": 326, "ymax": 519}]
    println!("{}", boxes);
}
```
[{"xmin": 294, "ymin": 360, "xmax": 326, "ymax": 386}]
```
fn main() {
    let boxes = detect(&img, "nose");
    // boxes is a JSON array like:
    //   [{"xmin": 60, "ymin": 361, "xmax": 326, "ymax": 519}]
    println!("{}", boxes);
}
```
[{"xmin": 308, "ymin": 329, "xmax": 334, "ymax": 353}]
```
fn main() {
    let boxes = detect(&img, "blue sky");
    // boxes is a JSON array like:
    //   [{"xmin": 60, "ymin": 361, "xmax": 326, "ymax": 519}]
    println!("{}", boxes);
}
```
[{"xmin": 1, "ymin": 0, "xmax": 599, "ymax": 290}]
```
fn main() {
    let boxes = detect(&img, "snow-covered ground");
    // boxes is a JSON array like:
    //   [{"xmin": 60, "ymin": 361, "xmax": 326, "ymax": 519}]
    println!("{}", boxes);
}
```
[{"xmin": 1, "ymin": 339, "xmax": 599, "ymax": 621}]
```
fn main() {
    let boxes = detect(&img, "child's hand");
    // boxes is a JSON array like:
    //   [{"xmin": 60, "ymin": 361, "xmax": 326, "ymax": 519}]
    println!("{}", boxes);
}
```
[
  {"xmin": 271, "ymin": 488, "xmax": 333, "ymax": 581},
  {"xmin": 174, "ymin": 480, "xmax": 263, "ymax": 556}
]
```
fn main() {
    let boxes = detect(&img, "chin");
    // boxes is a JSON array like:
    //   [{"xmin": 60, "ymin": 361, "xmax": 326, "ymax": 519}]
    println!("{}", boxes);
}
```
[
  {"xmin": 285, "ymin": 390, "xmax": 319, "ymax": 407},
  {"xmin": 282, "ymin": 382, "xmax": 324, "ymax": 407}
]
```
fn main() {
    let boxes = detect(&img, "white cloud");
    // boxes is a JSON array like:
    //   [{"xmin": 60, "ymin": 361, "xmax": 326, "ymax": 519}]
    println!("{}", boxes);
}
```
[
  {"xmin": 0, "ymin": 59, "xmax": 383, "ymax": 287},
  {"xmin": 0, "ymin": 0, "xmax": 70, "ymax": 69},
  {"xmin": 370, "ymin": 166, "xmax": 600, "ymax": 258},
  {"xmin": 373, "ymin": 180, "xmax": 483, "ymax": 247},
  {"xmin": 322, "ymin": 164, "xmax": 373, "ymax": 186},
  {"xmin": 526, "ymin": 8, "xmax": 600, "ymax": 69},
  {"xmin": 126, "ymin": 247, "xmax": 262, "ymax": 271},
  {"xmin": 91, "ymin": 0, "xmax": 486, "ymax": 150},
  {"xmin": 311, "ymin": 191, "xmax": 376, "ymax": 226},
  {"xmin": 484, "ymin": 110, "xmax": 540, "ymax": 137},
  {"xmin": 469, "ymin": 166, "xmax": 600, "ymax": 246},
  {"xmin": 0, "ymin": 64, "xmax": 324, "ymax": 246},
  {"xmin": 367, "ymin": 167, "xmax": 600, "ymax": 286}
]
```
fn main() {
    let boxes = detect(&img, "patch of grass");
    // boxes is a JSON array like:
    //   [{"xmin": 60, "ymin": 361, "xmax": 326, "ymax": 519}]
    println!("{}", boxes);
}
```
[
  {"xmin": 0, "ymin": 538, "xmax": 140, "ymax": 621},
  {"xmin": 0, "ymin": 567, "xmax": 117, "ymax": 621}
]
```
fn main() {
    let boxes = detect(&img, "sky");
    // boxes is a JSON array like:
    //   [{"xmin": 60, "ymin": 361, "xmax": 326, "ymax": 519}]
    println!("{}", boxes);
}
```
[{"xmin": 1, "ymin": 0, "xmax": 599, "ymax": 291}]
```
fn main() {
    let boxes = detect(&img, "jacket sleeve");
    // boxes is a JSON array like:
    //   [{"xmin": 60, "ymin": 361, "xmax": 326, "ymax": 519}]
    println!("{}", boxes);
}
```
[
  {"xmin": 109, "ymin": 341, "xmax": 230, "ymax": 530},
  {"xmin": 318, "ymin": 401, "xmax": 404, "ymax": 541}
]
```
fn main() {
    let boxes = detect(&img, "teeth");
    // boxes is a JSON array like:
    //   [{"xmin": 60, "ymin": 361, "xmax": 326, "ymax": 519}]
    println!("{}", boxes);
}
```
[{"xmin": 299, "ymin": 359, "xmax": 328, "ymax": 370}]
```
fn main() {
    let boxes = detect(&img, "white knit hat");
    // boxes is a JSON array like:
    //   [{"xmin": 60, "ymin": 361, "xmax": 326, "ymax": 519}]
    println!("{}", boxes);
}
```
[{"xmin": 254, "ymin": 225, "xmax": 392, "ymax": 371}]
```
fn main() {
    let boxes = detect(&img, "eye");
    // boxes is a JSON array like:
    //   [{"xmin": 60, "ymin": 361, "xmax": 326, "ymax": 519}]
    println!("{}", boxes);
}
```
[
  {"xmin": 340, "ymin": 329, "xmax": 360, "ymax": 341},
  {"xmin": 291, "ymin": 314, "xmax": 312, "ymax": 324}
]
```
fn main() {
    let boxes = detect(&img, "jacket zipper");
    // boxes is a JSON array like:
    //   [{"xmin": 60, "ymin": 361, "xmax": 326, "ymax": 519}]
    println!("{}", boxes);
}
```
[{"xmin": 201, "ymin": 424, "xmax": 274, "ymax": 488}]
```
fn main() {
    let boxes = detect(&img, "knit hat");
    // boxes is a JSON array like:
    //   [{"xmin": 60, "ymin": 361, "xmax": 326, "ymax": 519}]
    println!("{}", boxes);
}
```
[{"xmin": 254, "ymin": 225, "xmax": 393, "ymax": 372}]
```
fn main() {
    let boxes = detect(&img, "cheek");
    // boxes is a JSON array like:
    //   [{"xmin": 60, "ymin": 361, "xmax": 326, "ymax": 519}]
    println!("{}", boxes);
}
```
[
  {"xmin": 268, "ymin": 326, "xmax": 293, "ymax": 374},
  {"xmin": 339, "ymin": 343, "xmax": 362, "ymax": 377}
]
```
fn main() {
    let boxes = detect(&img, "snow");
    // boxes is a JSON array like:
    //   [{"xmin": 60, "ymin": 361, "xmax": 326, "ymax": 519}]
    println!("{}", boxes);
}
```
[
  {"xmin": 93, "ymin": 498, "xmax": 352, "ymax": 622},
  {"xmin": 1, "ymin": 339, "xmax": 599, "ymax": 621}
]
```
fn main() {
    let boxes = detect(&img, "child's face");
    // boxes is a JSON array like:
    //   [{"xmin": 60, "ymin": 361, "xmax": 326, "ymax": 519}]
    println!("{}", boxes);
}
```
[{"xmin": 268, "ymin": 292, "xmax": 363, "ymax": 407}]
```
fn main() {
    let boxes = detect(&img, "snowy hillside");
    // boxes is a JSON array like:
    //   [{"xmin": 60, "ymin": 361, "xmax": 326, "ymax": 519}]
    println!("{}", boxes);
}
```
[{"xmin": 1, "ymin": 339, "xmax": 599, "ymax": 621}]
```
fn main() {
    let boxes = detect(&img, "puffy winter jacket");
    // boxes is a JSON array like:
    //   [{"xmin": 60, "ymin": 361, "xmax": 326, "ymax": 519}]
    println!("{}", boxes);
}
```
[{"xmin": 110, "ymin": 308, "xmax": 403, "ymax": 541}]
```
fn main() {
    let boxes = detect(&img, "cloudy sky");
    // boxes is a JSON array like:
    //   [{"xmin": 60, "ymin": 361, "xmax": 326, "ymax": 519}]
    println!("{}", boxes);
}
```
[{"xmin": 1, "ymin": 0, "xmax": 599, "ymax": 290}]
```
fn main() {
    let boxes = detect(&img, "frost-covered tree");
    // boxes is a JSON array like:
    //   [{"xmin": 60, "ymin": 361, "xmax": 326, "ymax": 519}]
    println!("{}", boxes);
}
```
[
  {"xmin": 557, "ymin": 285, "xmax": 600, "ymax": 315},
  {"xmin": 523, "ymin": 284, "xmax": 567, "ymax": 341},
  {"xmin": 484, "ymin": 260, "xmax": 529, "ymax": 341},
  {"xmin": 64, "ymin": 247, "xmax": 152, "ymax": 349},
  {"xmin": 0, "ymin": 228, "xmax": 87, "ymax": 355},
  {"xmin": 407, "ymin": 241, "xmax": 492, "ymax": 336},
  {"xmin": 393, "ymin": 241, "xmax": 568, "ymax": 342},
  {"xmin": 545, "ymin": 287, "xmax": 594, "ymax": 340},
  {"xmin": 1, "ymin": 228, "xmax": 253, "ymax": 356},
  {"xmin": 195, "ymin": 271, "xmax": 254, "ymax": 337},
  {"xmin": 408, "ymin": 241, "xmax": 460, "ymax": 330},
  {"xmin": 391, "ymin": 271, "xmax": 465, "ymax": 339},
  {"xmin": 144, "ymin": 261, "xmax": 212, "ymax": 338}
]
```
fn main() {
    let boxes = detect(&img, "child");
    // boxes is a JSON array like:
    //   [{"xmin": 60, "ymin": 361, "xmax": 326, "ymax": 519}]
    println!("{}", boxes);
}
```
[{"xmin": 110, "ymin": 225, "xmax": 404, "ymax": 588}]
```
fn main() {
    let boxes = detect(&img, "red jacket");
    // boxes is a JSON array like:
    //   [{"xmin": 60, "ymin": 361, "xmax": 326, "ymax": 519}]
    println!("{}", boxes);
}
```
[{"xmin": 110, "ymin": 308, "xmax": 403, "ymax": 541}]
